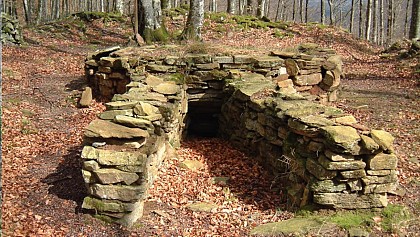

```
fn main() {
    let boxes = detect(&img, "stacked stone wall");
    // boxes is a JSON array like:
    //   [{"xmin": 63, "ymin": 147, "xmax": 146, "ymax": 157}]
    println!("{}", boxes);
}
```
[
  {"xmin": 81, "ymin": 45, "xmax": 398, "ymax": 226},
  {"xmin": 1, "ymin": 13, "xmax": 23, "ymax": 45}
]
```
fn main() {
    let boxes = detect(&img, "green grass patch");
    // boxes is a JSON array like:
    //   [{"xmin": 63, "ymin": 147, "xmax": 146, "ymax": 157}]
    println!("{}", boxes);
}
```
[
  {"xmin": 381, "ymin": 204, "xmax": 412, "ymax": 233},
  {"xmin": 328, "ymin": 210, "xmax": 375, "ymax": 230}
]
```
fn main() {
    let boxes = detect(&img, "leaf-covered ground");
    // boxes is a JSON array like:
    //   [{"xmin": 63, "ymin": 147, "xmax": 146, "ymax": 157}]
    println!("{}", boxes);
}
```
[{"xmin": 1, "ymin": 15, "xmax": 419, "ymax": 236}]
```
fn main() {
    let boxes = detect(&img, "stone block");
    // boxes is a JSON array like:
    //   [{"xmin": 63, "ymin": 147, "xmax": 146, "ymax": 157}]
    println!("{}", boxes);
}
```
[
  {"xmin": 82, "ymin": 196, "xmax": 138, "ymax": 213},
  {"xmin": 79, "ymin": 87, "xmax": 93, "ymax": 107},
  {"xmin": 114, "ymin": 115, "xmax": 153, "ymax": 130},
  {"xmin": 253, "ymin": 56, "xmax": 284, "ymax": 68},
  {"xmin": 94, "ymin": 168, "xmax": 140, "ymax": 185},
  {"xmin": 146, "ymin": 64, "xmax": 176, "ymax": 73},
  {"xmin": 233, "ymin": 55, "xmax": 255, "ymax": 64},
  {"xmin": 366, "ymin": 153, "xmax": 398, "ymax": 170},
  {"xmin": 285, "ymin": 59, "xmax": 299, "ymax": 76},
  {"xmin": 340, "ymin": 169, "xmax": 366, "ymax": 179},
  {"xmin": 105, "ymin": 101, "xmax": 138, "ymax": 110},
  {"xmin": 89, "ymin": 184, "xmax": 146, "ymax": 202},
  {"xmin": 213, "ymin": 56, "xmax": 234, "ymax": 64},
  {"xmin": 322, "ymin": 126, "xmax": 361, "ymax": 153},
  {"xmin": 318, "ymin": 155, "xmax": 366, "ymax": 170},
  {"xmin": 81, "ymin": 146, "xmax": 147, "ymax": 166},
  {"xmin": 82, "ymin": 170, "xmax": 96, "ymax": 183},
  {"xmin": 293, "ymin": 73, "xmax": 323, "ymax": 86},
  {"xmin": 370, "ymin": 130, "xmax": 395, "ymax": 151},
  {"xmin": 195, "ymin": 63, "xmax": 219, "ymax": 70},
  {"xmin": 184, "ymin": 54, "xmax": 212, "ymax": 64},
  {"xmin": 364, "ymin": 183, "xmax": 397, "ymax": 194},
  {"xmin": 366, "ymin": 170, "xmax": 392, "ymax": 176},
  {"xmin": 360, "ymin": 135, "xmax": 380, "ymax": 153},
  {"xmin": 83, "ymin": 160, "xmax": 100, "ymax": 172},
  {"xmin": 324, "ymin": 150, "xmax": 355, "ymax": 161},
  {"xmin": 84, "ymin": 119, "xmax": 149, "ymax": 139},
  {"xmin": 153, "ymin": 82, "xmax": 180, "ymax": 95},
  {"xmin": 277, "ymin": 79, "xmax": 294, "ymax": 88},
  {"xmin": 362, "ymin": 171, "xmax": 398, "ymax": 185},
  {"xmin": 310, "ymin": 179, "xmax": 346, "ymax": 192},
  {"xmin": 99, "ymin": 109, "xmax": 134, "ymax": 120},
  {"xmin": 313, "ymin": 193, "xmax": 388, "ymax": 209},
  {"xmin": 306, "ymin": 158, "xmax": 337, "ymax": 180}
]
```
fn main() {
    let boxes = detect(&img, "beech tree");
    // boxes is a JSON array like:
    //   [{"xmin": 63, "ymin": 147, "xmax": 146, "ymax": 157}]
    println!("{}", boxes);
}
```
[
  {"xmin": 227, "ymin": 0, "xmax": 236, "ymax": 14},
  {"xmin": 181, "ymin": 0, "xmax": 204, "ymax": 40},
  {"xmin": 409, "ymin": 0, "xmax": 419, "ymax": 39},
  {"xmin": 135, "ymin": 0, "xmax": 169, "ymax": 43}
]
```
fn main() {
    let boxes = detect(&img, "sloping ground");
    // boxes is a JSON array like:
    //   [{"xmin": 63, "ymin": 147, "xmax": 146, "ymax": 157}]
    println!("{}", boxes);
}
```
[{"xmin": 2, "ymin": 14, "xmax": 419, "ymax": 236}]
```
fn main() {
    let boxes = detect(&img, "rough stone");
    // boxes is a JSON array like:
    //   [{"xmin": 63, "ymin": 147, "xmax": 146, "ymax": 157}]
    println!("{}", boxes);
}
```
[
  {"xmin": 324, "ymin": 150, "xmax": 355, "ymax": 161},
  {"xmin": 335, "ymin": 115, "xmax": 357, "ymax": 125},
  {"xmin": 146, "ymin": 64, "xmax": 175, "ymax": 73},
  {"xmin": 294, "ymin": 73, "xmax": 323, "ymax": 86},
  {"xmin": 313, "ymin": 193, "xmax": 388, "ymax": 208},
  {"xmin": 362, "ymin": 171, "xmax": 398, "ymax": 185},
  {"xmin": 360, "ymin": 135, "xmax": 380, "ymax": 153},
  {"xmin": 250, "ymin": 218, "xmax": 330, "ymax": 236},
  {"xmin": 83, "ymin": 160, "xmax": 100, "ymax": 172},
  {"xmin": 318, "ymin": 155, "xmax": 366, "ymax": 170},
  {"xmin": 81, "ymin": 146, "xmax": 147, "ymax": 166},
  {"xmin": 82, "ymin": 170, "xmax": 95, "ymax": 183},
  {"xmin": 99, "ymin": 109, "xmax": 134, "ymax": 120},
  {"xmin": 340, "ymin": 169, "xmax": 366, "ymax": 179},
  {"xmin": 89, "ymin": 184, "xmax": 146, "ymax": 202},
  {"xmin": 82, "ymin": 196, "xmax": 137, "ymax": 213},
  {"xmin": 284, "ymin": 59, "xmax": 300, "ymax": 76},
  {"xmin": 322, "ymin": 126, "xmax": 361, "ymax": 153},
  {"xmin": 105, "ymin": 101, "xmax": 138, "ymax": 110},
  {"xmin": 364, "ymin": 183, "xmax": 397, "ymax": 194},
  {"xmin": 370, "ymin": 130, "xmax": 395, "ymax": 151},
  {"xmin": 153, "ymin": 82, "xmax": 180, "ymax": 95},
  {"xmin": 253, "ymin": 56, "xmax": 284, "ymax": 68},
  {"xmin": 366, "ymin": 170, "xmax": 391, "ymax": 176},
  {"xmin": 348, "ymin": 227, "xmax": 370, "ymax": 237},
  {"xmin": 179, "ymin": 160, "xmax": 204, "ymax": 171},
  {"xmin": 94, "ymin": 168, "xmax": 140, "ymax": 185},
  {"xmin": 145, "ymin": 74, "xmax": 164, "ymax": 86},
  {"xmin": 310, "ymin": 179, "xmax": 347, "ymax": 192},
  {"xmin": 186, "ymin": 202, "xmax": 218, "ymax": 212},
  {"xmin": 366, "ymin": 153, "xmax": 398, "ymax": 170},
  {"xmin": 79, "ymin": 87, "xmax": 93, "ymax": 107},
  {"xmin": 114, "ymin": 115, "xmax": 153, "ymax": 129},
  {"xmin": 306, "ymin": 158, "xmax": 337, "ymax": 180},
  {"xmin": 85, "ymin": 119, "xmax": 149, "ymax": 139}
]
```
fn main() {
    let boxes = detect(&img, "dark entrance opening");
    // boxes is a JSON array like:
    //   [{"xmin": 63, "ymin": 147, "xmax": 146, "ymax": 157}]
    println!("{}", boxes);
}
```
[{"xmin": 185, "ymin": 100, "xmax": 224, "ymax": 138}]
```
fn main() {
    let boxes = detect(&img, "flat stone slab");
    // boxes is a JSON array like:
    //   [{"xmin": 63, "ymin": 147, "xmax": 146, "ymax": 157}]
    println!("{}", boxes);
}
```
[
  {"xmin": 84, "ymin": 119, "xmax": 149, "ymax": 139},
  {"xmin": 179, "ymin": 160, "xmax": 204, "ymax": 171},
  {"xmin": 186, "ymin": 202, "xmax": 218, "ymax": 212},
  {"xmin": 250, "ymin": 217, "xmax": 334, "ymax": 236}
]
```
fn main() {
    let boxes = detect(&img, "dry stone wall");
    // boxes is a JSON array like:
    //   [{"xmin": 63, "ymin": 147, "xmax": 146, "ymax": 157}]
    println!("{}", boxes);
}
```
[
  {"xmin": 81, "ymin": 45, "xmax": 398, "ymax": 226},
  {"xmin": 1, "ymin": 13, "xmax": 23, "ymax": 45}
]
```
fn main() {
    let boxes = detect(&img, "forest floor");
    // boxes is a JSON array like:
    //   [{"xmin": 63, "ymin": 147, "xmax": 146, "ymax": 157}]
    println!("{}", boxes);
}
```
[{"xmin": 1, "ymin": 14, "xmax": 419, "ymax": 236}]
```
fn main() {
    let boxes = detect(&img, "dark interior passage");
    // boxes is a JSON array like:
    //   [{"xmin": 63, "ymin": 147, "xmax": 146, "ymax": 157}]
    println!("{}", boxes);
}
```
[{"xmin": 185, "ymin": 99, "xmax": 224, "ymax": 137}]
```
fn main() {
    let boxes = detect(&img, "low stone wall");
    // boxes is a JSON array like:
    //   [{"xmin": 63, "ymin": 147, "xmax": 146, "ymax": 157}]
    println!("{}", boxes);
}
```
[
  {"xmin": 219, "ymin": 74, "xmax": 397, "ymax": 209},
  {"xmin": 85, "ymin": 43, "xmax": 341, "ymax": 103},
  {"xmin": 1, "ymin": 13, "xmax": 23, "ymax": 45},
  {"xmin": 81, "ymin": 45, "xmax": 398, "ymax": 226}
]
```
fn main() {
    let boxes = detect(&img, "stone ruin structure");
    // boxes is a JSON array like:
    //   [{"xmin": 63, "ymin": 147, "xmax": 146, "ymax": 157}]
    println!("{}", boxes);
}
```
[{"xmin": 81, "ymin": 44, "xmax": 399, "ymax": 226}]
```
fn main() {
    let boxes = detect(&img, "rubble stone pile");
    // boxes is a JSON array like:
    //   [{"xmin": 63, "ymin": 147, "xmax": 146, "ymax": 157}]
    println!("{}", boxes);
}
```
[{"xmin": 1, "ymin": 13, "xmax": 23, "ymax": 45}]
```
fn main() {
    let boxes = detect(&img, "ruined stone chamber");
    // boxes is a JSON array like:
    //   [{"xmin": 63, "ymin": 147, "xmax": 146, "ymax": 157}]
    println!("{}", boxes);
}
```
[{"xmin": 81, "ymin": 45, "xmax": 399, "ymax": 226}]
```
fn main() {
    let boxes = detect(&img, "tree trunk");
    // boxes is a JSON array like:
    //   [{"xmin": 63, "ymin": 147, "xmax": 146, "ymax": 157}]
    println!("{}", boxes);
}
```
[
  {"xmin": 373, "ymin": 0, "xmax": 378, "ymax": 43},
  {"xmin": 387, "ymin": 0, "xmax": 393, "ymax": 44},
  {"xmin": 23, "ymin": 0, "xmax": 30, "ymax": 23},
  {"xmin": 299, "ymin": 0, "xmax": 303, "ymax": 22},
  {"xmin": 227, "ymin": 0, "xmax": 236, "ymax": 14},
  {"xmin": 305, "ymin": 0, "xmax": 308, "ymax": 22},
  {"xmin": 365, "ymin": 0, "xmax": 371, "ymax": 40},
  {"xmin": 138, "ymin": 0, "xmax": 169, "ymax": 43},
  {"xmin": 321, "ymin": 0, "xmax": 325, "ymax": 24},
  {"xmin": 380, "ymin": 0, "xmax": 384, "ymax": 44},
  {"xmin": 404, "ymin": 0, "xmax": 410, "ymax": 37},
  {"xmin": 292, "ymin": 0, "xmax": 296, "ymax": 21},
  {"xmin": 257, "ymin": 0, "xmax": 265, "ymax": 17},
  {"xmin": 209, "ymin": 0, "xmax": 217, "ymax": 12},
  {"xmin": 327, "ymin": 0, "xmax": 335, "ymax": 25},
  {"xmin": 350, "ymin": 0, "xmax": 355, "ymax": 33},
  {"xmin": 161, "ymin": 0, "xmax": 169, "ymax": 9},
  {"xmin": 116, "ymin": 0, "xmax": 124, "ymax": 14},
  {"xmin": 409, "ymin": 0, "xmax": 420, "ymax": 39},
  {"xmin": 359, "ymin": 0, "xmax": 363, "ymax": 39},
  {"xmin": 247, "ymin": 0, "xmax": 254, "ymax": 15},
  {"xmin": 181, "ymin": 0, "xmax": 204, "ymax": 40}
]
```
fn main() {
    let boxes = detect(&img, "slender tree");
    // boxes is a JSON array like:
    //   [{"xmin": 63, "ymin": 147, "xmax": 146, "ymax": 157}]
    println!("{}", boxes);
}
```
[
  {"xmin": 365, "ymin": 0, "xmax": 372, "ymax": 40},
  {"xmin": 350, "ymin": 0, "xmax": 355, "ymax": 33},
  {"xmin": 181, "ymin": 0, "xmax": 204, "ymax": 40},
  {"xmin": 409, "ymin": 0, "xmax": 420, "ymax": 39},
  {"xmin": 404, "ymin": 0, "xmax": 411, "ymax": 37},
  {"xmin": 321, "ymin": 0, "xmax": 325, "ymax": 24},
  {"xmin": 387, "ymin": 0, "xmax": 393, "ymax": 44},
  {"xmin": 359, "ymin": 0, "xmax": 363, "ymax": 39},
  {"xmin": 209, "ymin": 0, "xmax": 217, "ymax": 12},
  {"xmin": 327, "ymin": 0, "xmax": 335, "ymax": 25},
  {"xmin": 373, "ymin": 0, "xmax": 378, "ymax": 43},
  {"xmin": 246, "ymin": 0, "xmax": 254, "ymax": 15}
]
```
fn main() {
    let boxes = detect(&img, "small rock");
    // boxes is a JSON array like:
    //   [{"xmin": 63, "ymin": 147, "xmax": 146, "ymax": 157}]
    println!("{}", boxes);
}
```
[
  {"xmin": 186, "ymin": 202, "xmax": 218, "ymax": 212},
  {"xmin": 179, "ymin": 160, "xmax": 204, "ymax": 171},
  {"xmin": 92, "ymin": 141, "xmax": 106, "ymax": 148},
  {"xmin": 79, "ymin": 87, "xmax": 92, "ymax": 107},
  {"xmin": 348, "ymin": 227, "xmax": 370, "ymax": 237}
]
